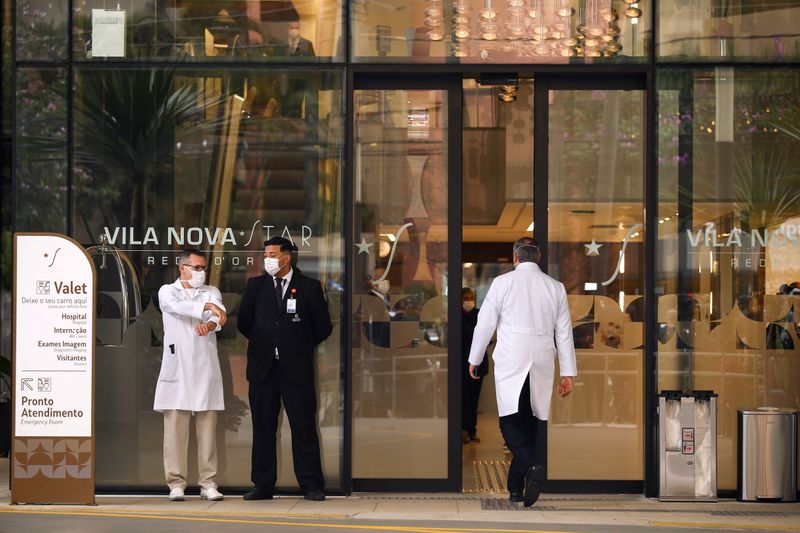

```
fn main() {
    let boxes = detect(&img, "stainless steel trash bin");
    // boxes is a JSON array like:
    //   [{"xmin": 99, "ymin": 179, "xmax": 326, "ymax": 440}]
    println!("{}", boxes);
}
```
[
  {"xmin": 659, "ymin": 390, "xmax": 718, "ymax": 501},
  {"xmin": 738, "ymin": 408, "xmax": 798, "ymax": 502}
]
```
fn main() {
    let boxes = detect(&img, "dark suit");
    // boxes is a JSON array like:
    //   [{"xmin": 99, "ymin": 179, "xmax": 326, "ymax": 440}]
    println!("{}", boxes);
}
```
[
  {"xmin": 237, "ymin": 269, "xmax": 332, "ymax": 492},
  {"xmin": 271, "ymin": 37, "xmax": 315, "ymax": 58},
  {"xmin": 462, "ymin": 308, "xmax": 488, "ymax": 437},
  {"xmin": 270, "ymin": 37, "xmax": 317, "ymax": 118}
]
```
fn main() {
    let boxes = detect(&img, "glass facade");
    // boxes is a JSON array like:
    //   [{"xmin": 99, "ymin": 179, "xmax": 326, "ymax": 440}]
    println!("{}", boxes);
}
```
[
  {"xmin": 3, "ymin": 0, "xmax": 799, "ymax": 494},
  {"xmin": 71, "ymin": 67, "xmax": 345, "ymax": 488},
  {"xmin": 16, "ymin": 0, "xmax": 68, "ymax": 60},
  {"xmin": 73, "ymin": 1, "xmax": 345, "ymax": 61},
  {"xmin": 658, "ymin": 0, "xmax": 800, "ymax": 62},
  {"xmin": 15, "ymin": 68, "xmax": 68, "ymax": 233},
  {"xmin": 547, "ymin": 88, "xmax": 645, "ymax": 481},
  {"xmin": 1, "ymin": 0, "xmax": 12, "ymax": 409},
  {"xmin": 656, "ymin": 68, "xmax": 800, "ymax": 490},
  {"xmin": 352, "ymin": 88, "xmax": 449, "ymax": 479},
  {"xmin": 352, "ymin": 0, "xmax": 651, "ymax": 63}
]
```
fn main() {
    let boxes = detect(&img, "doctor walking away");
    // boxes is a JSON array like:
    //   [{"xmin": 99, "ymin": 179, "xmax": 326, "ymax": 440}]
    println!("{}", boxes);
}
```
[
  {"xmin": 153, "ymin": 248, "xmax": 228, "ymax": 502},
  {"xmin": 238, "ymin": 237, "xmax": 333, "ymax": 502},
  {"xmin": 468, "ymin": 237, "xmax": 577, "ymax": 507}
]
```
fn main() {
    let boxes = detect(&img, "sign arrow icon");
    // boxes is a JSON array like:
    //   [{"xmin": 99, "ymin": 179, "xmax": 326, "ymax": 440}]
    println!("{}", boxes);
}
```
[{"xmin": 21, "ymin": 378, "xmax": 33, "ymax": 391}]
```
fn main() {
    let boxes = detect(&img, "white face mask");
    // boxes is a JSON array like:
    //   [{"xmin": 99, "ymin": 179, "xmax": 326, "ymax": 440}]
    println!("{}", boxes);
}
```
[
  {"xmin": 264, "ymin": 257, "xmax": 283, "ymax": 276},
  {"xmin": 288, "ymin": 28, "xmax": 300, "ymax": 39},
  {"xmin": 462, "ymin": 301, "xmax": 475, "ymax": 312},
  {"xmin": 373, "ymin": 279, "xmax": 390, "ymax": 294},
  {"xmin": 186, "ymin": 269, "xmax": 205, "ymax": 288}
]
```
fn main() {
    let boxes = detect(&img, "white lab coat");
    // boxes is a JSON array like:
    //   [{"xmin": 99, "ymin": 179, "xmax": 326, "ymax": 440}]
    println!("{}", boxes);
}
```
[
  {"xmin": 153, "ymin": 279, "xmax": 225, "ymax": 412},
  {"xmin": 468, "ymin": 262, "xmax": 577, "ymax": 419}
]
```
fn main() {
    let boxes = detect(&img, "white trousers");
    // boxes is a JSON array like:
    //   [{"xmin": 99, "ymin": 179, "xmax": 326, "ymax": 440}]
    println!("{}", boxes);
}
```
[{"xmin": 163, "ymin": 410, "xmax": 218, "ymax": 490}]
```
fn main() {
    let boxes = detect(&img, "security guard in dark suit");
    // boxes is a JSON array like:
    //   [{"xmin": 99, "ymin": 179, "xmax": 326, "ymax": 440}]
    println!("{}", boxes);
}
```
[{"xmin": 238, "ymin": 236, "xmax": 332, "ymax": 501}]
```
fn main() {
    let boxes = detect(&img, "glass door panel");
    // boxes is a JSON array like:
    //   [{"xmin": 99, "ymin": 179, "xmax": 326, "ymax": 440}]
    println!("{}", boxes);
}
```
[
  {"xmin": 546, "ymin": 88, "xmax": 646, "ymax": 480},
  {"xmin": 352, "ymin": 88, "xmax": 450, "ymax": 480}
]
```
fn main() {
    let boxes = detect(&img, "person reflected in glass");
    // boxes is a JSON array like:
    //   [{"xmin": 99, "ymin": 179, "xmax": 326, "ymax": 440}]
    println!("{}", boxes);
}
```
[
  {"xmin": 768, "ymin": 282, "xmax": 800, "ymax": 349},
  {"xmin": 273, "ymin": 19, "xmax": 315, "ymax": 58},
  {"xmin": 359, "ymin": 267, "xmax": 401, "ymax": 349},
  {"xmin": 462, "ymin": 288, "xmax": 488, "ymax": 444},
  {"xmin": 271, "ymin": 19, "xmax": 317, "ymax": 121}
]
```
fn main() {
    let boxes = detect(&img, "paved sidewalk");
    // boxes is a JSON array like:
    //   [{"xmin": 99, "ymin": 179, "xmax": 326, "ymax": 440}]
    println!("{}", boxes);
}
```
[{"xmin": 1, "ymin": 460, "xmax": 798, "ymax": 531}]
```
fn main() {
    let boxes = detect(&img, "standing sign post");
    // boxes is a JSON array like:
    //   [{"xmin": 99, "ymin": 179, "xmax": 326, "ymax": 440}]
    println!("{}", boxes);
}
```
[{"xmin": 12, "ymin": 233, "xmax": 96, "ymax": 504}]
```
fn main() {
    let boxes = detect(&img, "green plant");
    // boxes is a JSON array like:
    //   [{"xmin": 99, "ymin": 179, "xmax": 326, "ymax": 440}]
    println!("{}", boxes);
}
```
[
  {"xmin": 734, "ymin": 147, "xmax": 800, "ymax": 228},
  {"xmin": 73, "ymin": 68, "xmax": 226, "ymax": 241}
]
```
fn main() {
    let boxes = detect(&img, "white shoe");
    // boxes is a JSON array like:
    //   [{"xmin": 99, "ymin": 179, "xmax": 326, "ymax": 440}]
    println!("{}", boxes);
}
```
[
  {"xmin": 169, "ymin": 487, "xmax": 185, "ymax": 501},
  {"xmin": 200, "ymin": 487, "xmax": 224, "ymax": 501}
]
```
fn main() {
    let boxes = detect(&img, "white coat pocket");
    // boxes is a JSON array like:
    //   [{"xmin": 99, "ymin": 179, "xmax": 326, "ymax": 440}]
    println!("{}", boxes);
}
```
[{"xmin": 158, "ymin": 344, "xmax": 180, "ymax": 382}]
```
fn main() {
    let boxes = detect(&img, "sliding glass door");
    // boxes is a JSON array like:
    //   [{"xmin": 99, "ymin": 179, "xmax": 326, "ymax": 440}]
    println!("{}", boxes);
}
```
[{"xmin": 350, "ymin": 77, "xmax": 462, "ymax": 491}]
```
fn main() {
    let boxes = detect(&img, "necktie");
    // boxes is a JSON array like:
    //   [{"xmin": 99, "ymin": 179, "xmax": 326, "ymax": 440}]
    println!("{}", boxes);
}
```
[{"xmin": 274, "ymin": 277, "xmax": 284, "ymax": 310}]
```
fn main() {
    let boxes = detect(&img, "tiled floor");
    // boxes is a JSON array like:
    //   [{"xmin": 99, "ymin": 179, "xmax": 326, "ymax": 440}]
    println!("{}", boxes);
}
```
[{"xmin": 461, "ymin": 413, "xmax": 510, "ymax": 493}]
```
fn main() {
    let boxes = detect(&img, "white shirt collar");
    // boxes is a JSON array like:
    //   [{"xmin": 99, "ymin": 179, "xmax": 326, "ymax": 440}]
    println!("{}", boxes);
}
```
[
  {"xmin": 275, "ymin": 267, "xmax": 293, "ymax": 285},
  {"xmin": 515, "ymin": 262, "xmax": 541, "ymax": 271}
]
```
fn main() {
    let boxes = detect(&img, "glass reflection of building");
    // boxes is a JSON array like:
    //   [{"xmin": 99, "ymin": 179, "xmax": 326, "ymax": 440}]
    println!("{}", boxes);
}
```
[{"xmin": 2, "ymin": 0, "xmax": 799, "ymax": 496}]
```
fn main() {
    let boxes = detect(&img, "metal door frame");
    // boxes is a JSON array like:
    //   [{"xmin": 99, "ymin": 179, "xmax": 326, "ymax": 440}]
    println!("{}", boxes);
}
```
[
  {"xmin": 532, "ymin": 74, "xmax": 654, "ymax": 494},
  {"xmin": 346, "ymin": 74, "xmax": 463, "ymax": 492}
]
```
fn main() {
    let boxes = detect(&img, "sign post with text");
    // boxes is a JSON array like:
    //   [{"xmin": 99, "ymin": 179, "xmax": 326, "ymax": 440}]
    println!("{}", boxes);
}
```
[{"xmin": 12, "ymin": 233, "xmax": 96, "ymax": 504}]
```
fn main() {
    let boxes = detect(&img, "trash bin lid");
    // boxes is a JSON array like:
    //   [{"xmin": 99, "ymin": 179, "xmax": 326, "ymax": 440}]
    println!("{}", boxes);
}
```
[{"xmin": 738, "ymin": 407, "xmax": 798, "ymax": 415}]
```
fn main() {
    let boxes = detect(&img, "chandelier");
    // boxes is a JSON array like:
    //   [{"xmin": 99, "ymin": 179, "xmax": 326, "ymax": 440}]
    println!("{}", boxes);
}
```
[
  {"xmin": 424, "ymin": 0, "xmax": 445, "ymax": 41},
  {"xmin": 424, "ymin": 0, "xmax": 642, "ymax": 59}
]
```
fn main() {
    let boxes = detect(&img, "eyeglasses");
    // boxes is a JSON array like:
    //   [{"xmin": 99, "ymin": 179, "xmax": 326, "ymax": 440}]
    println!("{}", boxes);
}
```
[{"xmin": 181, "ymin": 263, "xmax": 207, "ymax": 272}]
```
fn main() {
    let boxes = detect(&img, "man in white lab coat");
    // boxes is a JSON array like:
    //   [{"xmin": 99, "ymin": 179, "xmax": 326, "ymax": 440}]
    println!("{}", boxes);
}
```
[
  {"xmin": 468, "ymin": 237, "xmax": 577, "ymax": 507},
  {"xmin": 154, "ymin": 248, "xmax": 228, "ymax": 502}
]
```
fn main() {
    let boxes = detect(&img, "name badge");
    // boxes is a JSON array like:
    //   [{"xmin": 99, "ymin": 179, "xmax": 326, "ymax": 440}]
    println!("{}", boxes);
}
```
[{"xmin": 286, "ymin": 298, "xmax": 297, "ymax": 314}]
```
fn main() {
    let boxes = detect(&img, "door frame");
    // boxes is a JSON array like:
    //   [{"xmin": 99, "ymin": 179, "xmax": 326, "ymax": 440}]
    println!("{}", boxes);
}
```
[
  {"xmin": 345, "ymin": 72, "xmax": 657, "ymax": 495},
  {"xmin": 347, "ymin": 74, "xmax": 463, "ymax": 492},
  {"xmin": 532, "ymin": 74, "xmax": 654, "ymax": 493}
]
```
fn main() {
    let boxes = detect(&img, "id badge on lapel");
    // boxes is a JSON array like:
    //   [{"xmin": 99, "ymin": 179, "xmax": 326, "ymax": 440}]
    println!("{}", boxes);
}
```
[{"xmin": 287, "ymin": 298, "xmax": 297, "ymax": 314}]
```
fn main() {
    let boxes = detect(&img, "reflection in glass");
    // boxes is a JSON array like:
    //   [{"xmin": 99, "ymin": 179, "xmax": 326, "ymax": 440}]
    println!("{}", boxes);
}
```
[
  {"xmin": 16, "ymin": 0, "xmax": 68, "ymax": 60},
  {"xmin": 657, "ymin": 69, "xmax": 800, "ymax": 490},
  {"xmin": 547, "ymin": 89, "xmax": 645, "ymax": 480},
  {"xmin": 352, "ymin": 89, "xmax": 449, "ymax": 479},
  {"xmin": 462, "ymin": 78, "xmax": 533, "ymax": 233},
  {"xmin": 73, "ymin": 0, "xmax": 344, "ymax": 61},
  {"xmin": 73, "ymin": 67, "xmax": 344, "ymax": 488},
  {"xmin": 658, "ymin": 0, "xmax": 800, "ymax": 62},
  {"xmin": 15, "ymin": 68, "xmax": 68, "ymax": 232},
  {"xmin": 352, "ymin": 0, "xmax": 650, "ymax": 63}
]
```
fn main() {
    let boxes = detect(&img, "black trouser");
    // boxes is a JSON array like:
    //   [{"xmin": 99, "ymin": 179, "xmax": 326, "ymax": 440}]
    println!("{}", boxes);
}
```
[
  {"xmin": 499, "ymin": 377, "xmax": 545, "ymax": 493},
  {"xmin": 248, "ymin": 360, "xmax": 324, "ymax": 492},
  {"xmin": 461, "ymin": 373, "xmax": 484, "ymax": 436}
]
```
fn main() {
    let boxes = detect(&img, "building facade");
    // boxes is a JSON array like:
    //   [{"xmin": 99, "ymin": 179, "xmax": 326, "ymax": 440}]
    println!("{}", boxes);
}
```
[{"xmin": 1, "ymin": 0, "xmax": 799, "ymax": 496}]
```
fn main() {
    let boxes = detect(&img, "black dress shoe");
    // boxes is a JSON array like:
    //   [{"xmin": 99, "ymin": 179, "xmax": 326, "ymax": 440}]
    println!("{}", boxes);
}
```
[
  {"xmin": 243, "ymin": 486, "xmax": 274, "ymax": 501},
  {"xmin": 523, "ymin": 464, "xmax": 544, "ymax": 507},
  {"xmin": 509, "ymin": 491, "xmax": 524, "ymax": 503},
  {"xmin": 304, "ymin": 489, "xmax": 325, "ymax": 501}
]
